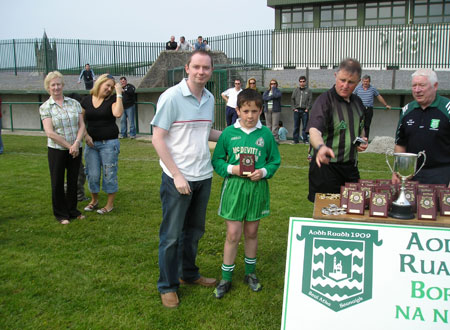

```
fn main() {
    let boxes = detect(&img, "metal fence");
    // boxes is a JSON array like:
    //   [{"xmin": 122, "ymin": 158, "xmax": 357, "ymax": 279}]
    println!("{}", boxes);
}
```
[{"xmin": 1, "ymin": 23, "xmax": 449, "ymax": 76}]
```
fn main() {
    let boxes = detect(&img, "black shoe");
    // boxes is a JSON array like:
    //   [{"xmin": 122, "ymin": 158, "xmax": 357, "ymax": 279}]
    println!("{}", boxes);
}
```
[
  {"xmin": 213, "ymin": 280, "xmax": 231, "ymax": 299},
  {"xmin": 244, "ymin": 273, "xmax": 262, "ymax": 292}
]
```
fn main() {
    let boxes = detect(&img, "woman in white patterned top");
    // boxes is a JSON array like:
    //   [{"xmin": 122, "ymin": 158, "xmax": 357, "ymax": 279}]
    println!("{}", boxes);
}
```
[{"xmin": 39, "ymin": 71, "xmax": 86, "ymax": 224}]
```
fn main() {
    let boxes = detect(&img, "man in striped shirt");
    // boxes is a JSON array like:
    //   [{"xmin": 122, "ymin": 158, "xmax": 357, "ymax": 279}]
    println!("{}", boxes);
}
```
[
  {"xmin": 306, "ymin": 58, "xmax": 368, "ymax": 202},
  {"xmin": 354, "ymin": 75, "xmax": 391, "ymax": 140}
]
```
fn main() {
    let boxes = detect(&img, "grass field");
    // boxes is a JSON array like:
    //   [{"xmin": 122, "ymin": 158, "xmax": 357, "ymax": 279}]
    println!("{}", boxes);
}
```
[{"xmin": 0, "ymin": 134, "xmax": 392, "ymax": 330}]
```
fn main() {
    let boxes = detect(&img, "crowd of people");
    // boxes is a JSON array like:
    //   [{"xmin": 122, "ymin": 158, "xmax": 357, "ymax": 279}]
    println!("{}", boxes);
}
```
[
  {"xmin": 35, "ymin": 52, "xmax": 449, "ymax": 309},
  {"xmin": 166, "ymin": 35, "xmax": 211, "ymax": 51}
]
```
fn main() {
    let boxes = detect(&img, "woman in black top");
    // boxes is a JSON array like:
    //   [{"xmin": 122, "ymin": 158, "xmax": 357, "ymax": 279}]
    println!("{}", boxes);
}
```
[{"xmin": 81, "ymin": 74, "xmax": 124, "ymax": 215}]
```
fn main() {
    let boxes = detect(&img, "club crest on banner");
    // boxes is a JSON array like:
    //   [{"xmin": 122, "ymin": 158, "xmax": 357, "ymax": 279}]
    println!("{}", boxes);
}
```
[{"xmin": 296, "ymin": 226, "xmax": 383, "ymax": 312}]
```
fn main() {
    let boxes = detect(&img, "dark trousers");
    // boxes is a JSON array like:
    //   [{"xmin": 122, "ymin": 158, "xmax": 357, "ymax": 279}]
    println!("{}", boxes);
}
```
[
  {"xmin": 308, "ymin": 159, "xmax": 360, "ymax": 202},
  {"xmin": 226, "ymin": 106, "xmax": 238, "ymax": 126},
  {"xmin": 364, "ymin": 106, "xmax": 373, "ymax": 140},
  {"xmin": 413, "ymin": 164, "xmax": 450, "ymax": 185},
  {"xmin": 48, "ymin": 147, "xmax": 82, "ymax": 221},
  {"xmin": 85, "ymin": 81, "xmax": 94, "ymax": 90},
  {"xmin": 293, "ymin": 109, "xmax": 309, "ymax": 143}
]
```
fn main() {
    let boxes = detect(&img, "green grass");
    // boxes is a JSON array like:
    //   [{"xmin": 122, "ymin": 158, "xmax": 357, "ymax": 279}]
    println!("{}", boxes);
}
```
[{"xmin": 0, "ymin": 135, "xmax": 391, "ymax": 330}]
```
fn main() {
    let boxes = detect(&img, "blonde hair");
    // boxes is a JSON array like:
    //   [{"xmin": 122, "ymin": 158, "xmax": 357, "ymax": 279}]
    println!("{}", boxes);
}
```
[
  {"xmin": 44, "ymin": 71, "xmax": 64, "ymax": 93},
  {"xmin": 246, "ymin": 77, "xmax": 257, "ymax": 90},
  {"xmin": 90, "ymin": 74, "xmax": 115, "ymax": 97}
]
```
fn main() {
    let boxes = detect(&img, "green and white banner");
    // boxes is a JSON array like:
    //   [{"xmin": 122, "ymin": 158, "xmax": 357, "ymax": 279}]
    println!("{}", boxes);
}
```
[{"xmin": 281, "ymin": 218, "xmax": 449, "ymax": 330}]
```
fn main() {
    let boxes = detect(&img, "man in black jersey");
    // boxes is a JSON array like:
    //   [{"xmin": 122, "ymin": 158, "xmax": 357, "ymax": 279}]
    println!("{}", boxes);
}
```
[
  {"xmin": 306, "ymin": 58, "xmax": 368, "ymax": 202},
  {"xmin": 392, "ymin": 69, "xmax": 450, "ymax": 186}
]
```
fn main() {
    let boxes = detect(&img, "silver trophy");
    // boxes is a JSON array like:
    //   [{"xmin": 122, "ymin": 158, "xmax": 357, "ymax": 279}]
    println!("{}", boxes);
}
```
[{"xmin": 386, "ymin": 151, "xmax": 426, "ymax": 219}]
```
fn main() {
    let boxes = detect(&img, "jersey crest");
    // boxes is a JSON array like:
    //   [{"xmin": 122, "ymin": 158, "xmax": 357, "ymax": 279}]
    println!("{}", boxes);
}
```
[{"xmin": 256, "ymin": 137, "xmax": 264, "ymax": 147}]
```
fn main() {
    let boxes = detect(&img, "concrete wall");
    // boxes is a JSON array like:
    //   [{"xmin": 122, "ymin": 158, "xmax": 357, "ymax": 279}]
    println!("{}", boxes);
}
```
[{"xmin": 0, "ymin": 89, "xmax": 442, "ymax": 139}]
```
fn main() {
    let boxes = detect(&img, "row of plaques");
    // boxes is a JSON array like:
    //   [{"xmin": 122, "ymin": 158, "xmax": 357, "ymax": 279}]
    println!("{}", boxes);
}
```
[{"xmin": 340, "ymin": 179, "xmax": 450, "ymax": 220}]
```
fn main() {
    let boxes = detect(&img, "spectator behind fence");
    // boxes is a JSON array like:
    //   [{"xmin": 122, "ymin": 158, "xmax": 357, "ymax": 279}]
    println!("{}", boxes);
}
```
[
  {"xmin": 203, "ymin": 39, "xmax": 211, "ymax": 51},
  {"xmin": 176, "ymin": 36, "xmax": 193, "ymax": 51},
  {"xmin": 306, "ymin": 58, "xmax": 368, "ymax": 202},
  {"xmin": 263, "ymin": 79, "xmax": 282, "ymax": 143},
  {"xmin": 278, "ymin": 121, "xmax": 288, "ymax": 141},
  {"xmin": 81, "ymin": 74, "xmax": 124, "ymax": 215},
  {"xmin": 166, "ymin": 36, "xmax": 177, "ymax": 50},
  {"xmin": 353, "ymin": 75, "xmax": 391, "ymax": 140},
  {"xmin": 246, "ymin": 77, "xmax": 257, "ymax": 90},
  {"xmin": 291, "ymin": 76, "xmax": 312, "ymax": 144},
  {"xmin": 39, "ymin": 71, "xmax": 86, "ymax": 224},
  {"xmin": 221, "ymin": 79, "xmax": 242, "ymax": 126},
  {"xmin": 392, "ymin": 69, "xmax": 450, "ymax": 187},
  {"xmin": 119, "ymin": 76, "xmax": 136, "ymax": 139},
  {"xmin": 78, "ymin": 64, "xmax": 96, "ymax": 90},
  {"xmin": 194, "ymin": 36, "xmax": 206, "ymax": 50}
]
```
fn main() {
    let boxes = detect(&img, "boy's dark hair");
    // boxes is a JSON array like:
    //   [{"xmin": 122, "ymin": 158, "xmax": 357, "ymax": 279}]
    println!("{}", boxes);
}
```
[
  {"xmin": 278, "ymin": 120, "xmax": 283, "ymax": 126},
  {"xmin": 299, "ymin": 76, "xmax": 306, "ymax": 81},
  {"xmin": 236, "ymin": 88, "xmax": 263, "ymax": 109}
]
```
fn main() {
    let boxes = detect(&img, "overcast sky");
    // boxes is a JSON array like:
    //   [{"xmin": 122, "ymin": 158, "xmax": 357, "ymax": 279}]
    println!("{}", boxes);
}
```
[{"xmin": 2, "ymin": 0, "xmax": 274, "ymax": 42}]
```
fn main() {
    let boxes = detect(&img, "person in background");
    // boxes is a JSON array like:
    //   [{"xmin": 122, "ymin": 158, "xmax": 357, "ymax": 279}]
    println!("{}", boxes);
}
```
[
  {"xmin": 263, "ymin": 79, "xmax": 282, "ymax": 143},
  {"xmin": 165, "ymin": 36, "xmax": 177, "ymax": 50},
  {"xmin": 81, "ymin": 74, "xmax": 124, "ymax": 215},
  {"xmin": 246, "ymin": 78, "xmax": 257, "ymax": 90},
  {"xmin": 221, "ymin": 79, "xmax": 242, "ymax": 126},
  {"xmin": 176, "ymin": 36, "xmax": 193, "ymax": 51},
  {"xmin": 39, "ymin": 71, "xmax": 86, "ymax": 224},
  {"xmin": 194, "ymin": 36, "xmax": 206, "ymax": 50},
  {"xmin": 278, "ymin": 121, "xmax": 288, "ymax": 141},
  {"xmin": 392, "ymin": 68, "xmax": 450, "ymax": 186},
  {"xmin": 78, "ymin": 64, "xmax": 96, "ymax": 90},
  {"xmin": 291, "ymin": 76, "xmax": 312, "ymax": 144},
  {"xmin": 353, "ymin": 75, "xmax": 391, "ymax": 140},
  {"xmin": 203, "ymin": 39, "xmax": 211, "ymax": 51},
  {"xmin": 119, "ymin": 76, "xmax": 136, "ymax": 139}
]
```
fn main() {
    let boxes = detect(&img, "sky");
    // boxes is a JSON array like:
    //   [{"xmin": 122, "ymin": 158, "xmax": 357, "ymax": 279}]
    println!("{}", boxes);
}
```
[{"xmin": 2, "ymin": 0, "xmax": 274, "ymax": 42}]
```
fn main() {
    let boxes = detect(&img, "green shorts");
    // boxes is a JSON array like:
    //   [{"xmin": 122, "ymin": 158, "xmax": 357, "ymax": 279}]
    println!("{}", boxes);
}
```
[{"xmin": 218, "ymin": 176, "xmax": 270, "ymax": 221}]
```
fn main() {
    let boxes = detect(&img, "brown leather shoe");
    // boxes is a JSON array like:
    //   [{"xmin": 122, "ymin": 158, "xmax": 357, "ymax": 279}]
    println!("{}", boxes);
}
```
[
  {"xmin": 179, "ymin": 276, "xmax": 217, "ymax": 287},
  {"xmin": 161, "ymin": 292, "xmax": 179, "ymax": 308}
]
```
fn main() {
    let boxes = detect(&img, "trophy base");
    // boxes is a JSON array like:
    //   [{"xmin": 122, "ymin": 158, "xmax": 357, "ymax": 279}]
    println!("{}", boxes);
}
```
[{"xmin": 388, "ymin": 203, "xmax": 415, "ymax": 220}]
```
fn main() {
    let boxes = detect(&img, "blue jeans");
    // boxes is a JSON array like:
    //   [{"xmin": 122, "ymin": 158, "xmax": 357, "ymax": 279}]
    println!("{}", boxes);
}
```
[
  {"xmin": 0, "ymin": 117, "xmax": 3, "ymax": 154},
  {"xmin": 84, "ymin": 139, "xmax": 120, "ymax": 194},
  {"xmin": 157, "ymin": 173, "xmax": 212, "ymax": 293},
  {"xmin": 120, "ymin": 105, "xmax": 136, "ymax": 137},
  {"xmin": 293, "ymin": 109, "xmax": 309, "ymax": 143}
]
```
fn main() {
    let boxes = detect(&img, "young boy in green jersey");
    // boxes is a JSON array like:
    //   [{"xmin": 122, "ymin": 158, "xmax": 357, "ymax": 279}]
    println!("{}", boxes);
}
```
[{"xmin": 211, "ymin": 89, "xmax": 281, "ymax": 299}]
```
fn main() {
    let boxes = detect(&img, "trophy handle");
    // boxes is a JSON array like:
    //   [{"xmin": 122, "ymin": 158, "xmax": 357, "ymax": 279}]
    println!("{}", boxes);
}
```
[
  {"xmin": 414, "ymin": 150, "xmax": 426, "ymax": 176},
  {"xmin": 385, "ymin": 149, "xmax": 395, "ymax": 174}
]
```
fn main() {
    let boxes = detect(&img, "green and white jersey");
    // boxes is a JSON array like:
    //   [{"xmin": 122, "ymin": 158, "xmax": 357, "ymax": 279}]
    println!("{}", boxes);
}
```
[{"xmin": 212, "ymin": 120, "xmax": 281, "ymax": 179}]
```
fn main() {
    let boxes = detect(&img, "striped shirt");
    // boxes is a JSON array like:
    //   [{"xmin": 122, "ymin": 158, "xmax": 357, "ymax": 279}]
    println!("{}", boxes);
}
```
[
  {"xmin": 353, "ymin": 84, "xmax": 379, "ymax": 107},
  {"xmin": 151, "ymin": 78, "xmax": 215, "ymax": 181},
  {"xmin": 307, "ymin": 87, "xmax": 365, "ymax": 163},
  {"xmin": 39, "ymin": 96, "xmax": 82, "ymax": 150}
]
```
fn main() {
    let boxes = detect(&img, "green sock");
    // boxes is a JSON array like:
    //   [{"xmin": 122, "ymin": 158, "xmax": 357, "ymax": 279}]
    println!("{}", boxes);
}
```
[
  {"xmin": 221, "ymin": 263, "xmax": 235, "ymax": 282},
  {"xmin": 244, "ymin": 256, "xmax": 256, "ymax": 275}
]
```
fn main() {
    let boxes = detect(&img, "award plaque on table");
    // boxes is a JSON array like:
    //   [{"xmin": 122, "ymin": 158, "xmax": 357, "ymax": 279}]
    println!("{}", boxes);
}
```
[
  {"xmin": 376, "ymin": 179, "xmax": 392, "ymax": 185},
  {"xmin": 340, "ymin": 186, "xmax": 356, "ymax": 209},
  {"xmin": 239, "ymin": 154, "xmax": 255, "ymax": 176},
  {"xmin": 358, "ymin": 179, "xmax": 374, "ymax": 184},
  {"xmin": 369, "ymin": 192, "xmax": 389, "ymax": 217},
  {"xmin": 404, "ymin": 189, "xmax": 417, "ymax": 213},
  {"xmin": 417, "ymin": 193, "xmax": 437, "ymax": 220},
  {"xmin": 347, "ymin": 190, "xmax": 365, "ymax": 215},
  {"xmin": 360, "ymin": 186, "xmax": 373, "ymax": 209},
  {"xmin": 440, "ymin": 192, "xmax": 450, "ymax": 216}
]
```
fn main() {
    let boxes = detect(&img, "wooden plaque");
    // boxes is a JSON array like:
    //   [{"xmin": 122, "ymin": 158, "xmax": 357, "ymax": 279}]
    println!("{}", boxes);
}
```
[{"xmin": 239, "ymin": 154, "xmax": 255, "ymax": 176}]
